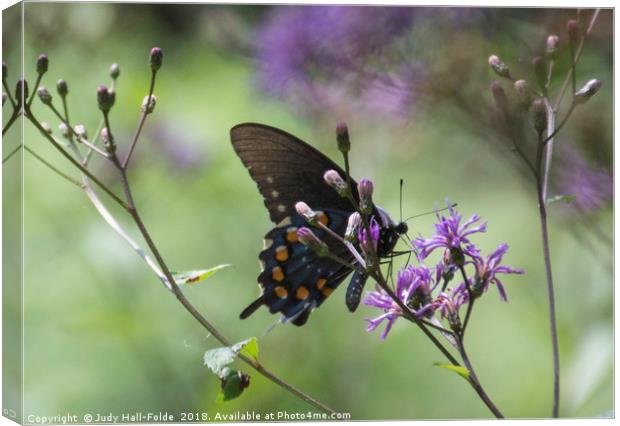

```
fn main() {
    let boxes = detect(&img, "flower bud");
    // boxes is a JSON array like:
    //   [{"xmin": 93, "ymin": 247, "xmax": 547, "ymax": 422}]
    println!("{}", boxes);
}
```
[
  {"xmin": 336, "ymin": 122, "xmax": 350, "ymax": 153},
  {"xmin": 345, "ymin": 212, "xmax": 361, "ymax": 243},
  {"xmin": 567, "ymin": 19, "xmax": 580, "ymax": 46},
  {"xmin": 59, "ymin": 122, "xmax": 70, "ymax": 138},
  {"xmin": 574, "ymin": 79, "xmax": 602, "ymax": 104},
  {"xmin": 36, "ymin": 86, "xmax": 52, "ymax": 105},
  {"xmin": 358, "ymin": 179, "xmax": 374, "ymax": 214},
  {"xmin": 56, "ymin": 79, "xmax": 68, "ymax": 97},
  {"xmin": 323, "ymin": 169, "xmax": 348, "ymax": 197},
  {"xmin": 532, "ymin": 56, "xmax": 547, "ymax": 91},
  {"xmin": 149, "ymin": 47, "xmax": 163, "ymax": 71},
  {"xmin": 109, "ymin": 63, "xmax": 120, "ymax": 80},
  {"xmin": 2, "ymin": 62, "xmax": 7, "ymax": 81},
  {"xmin": 546, "ymin": 35, "xmax": 560, "ymax": 59},
  {"xmin": 41, "ymin": 122, "xmax": 52, "ymax": 135},
  {"xmin": 36, "ymin": 54, "xmax": 49, "ymax": 75},
  {"xmin": 141, "ymin": 94, "xmax": 157, "ymax": 113},
  {"xmin": 491, "ymin": 81, "xmax": 509, "ymax": 114},
  {"xmin": 97, "ymin": 85, "xmax": 115, "ymax": 112},
  {"xmin": 74, "ymin": 124, "xmax": 87, "ymax": 139},
  {"xmin": 532, "ymin": 99, "xmax": 547, "ymax": 135},
  {"xmin": 297, "ymin": 227, "xmax": 329, "ymax": 257},
  {"xmin": 15, "ymin": 79, "xmax": 28, "ymax": 104},
  {"xmin": 513, "ymin": 79, "xmax": 532, "ymax": 109},
  {"xmin": 295, "ymin": 201, "xmax": 320, "ymax": 226},
  {"xmin": 488, "ymin": 54, "xmax": 510, "ymax": 78}
]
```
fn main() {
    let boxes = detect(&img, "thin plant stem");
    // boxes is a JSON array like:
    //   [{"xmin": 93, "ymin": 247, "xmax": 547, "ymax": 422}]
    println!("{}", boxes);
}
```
[
  {"xmin": 459, "ymin": 265, "xmax": 475, "ymax": 336},
  {"xmin": 455, "ymin": 335, "xmax": 504, "ymax": 418},
  {"xmin": 554, "ymin": 9, "xmax": 600, "ymax": 111},
  {"xmin": 536, "ymin": 129, "xmax": 560, "ymax": 418},
  {"xmin": 24, "ymin": 145, "xmax": 82, "ymax": 188},
  {"xmin": 3, "ymin": 79, "xmax": 17, "ymax": 108},
  {"xmin": 26, "ymin": 109, "xmax": 128, "ymax": 209},
  {"xmin": 3, "ymin": 108, "xmax": 20, "ymax": 136},
  {"xmin": 2, "ymin": 142, "xmax": 21, "ymax": 164},
  {"xmin": 26, "ymin": 73, "xmax": 42, "ymax": 108},
  {"xmin": 123, "ymin": 69, "xmax": 157, "ymax": 169}
]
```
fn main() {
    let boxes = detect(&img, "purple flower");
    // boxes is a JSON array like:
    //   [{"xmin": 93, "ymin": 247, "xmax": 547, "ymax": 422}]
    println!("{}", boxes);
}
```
[
  {"xmin": 471, "ymin": 243, "xmax": 524, "ymax": 301},
  {"xmin": 254, "ymin": 6, "xmax": 419, "ymax": 118},
  {"xmin": 413, "ymin": 205, "xmax": 486, "ymax": 261},
  {"xmin": 358, "ymin": 217, "xmax": 380, "ymax": 256},
  {"xmin": 555, "ymin": 144, "xmax": 612, "ymax": 213},
  {"xmin": 434, "ymin": 289, "xmax": 468, "ymax": 331},
  {"xmin": 363, "ymin": 265, "xmax": 437, "ymax": 340}
]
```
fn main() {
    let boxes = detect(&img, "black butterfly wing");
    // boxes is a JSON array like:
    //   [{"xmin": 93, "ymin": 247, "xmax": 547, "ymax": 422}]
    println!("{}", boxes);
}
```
[
  {"xmin": 231, "ymin": 123, "xmax": 358, "ymax": 325},
  {"xmin": 230, "ymin": 123, "xmax": 359, "ymax": 223},
  {"xmin": 243, "ymin": 210, "xmax": 354, "ymax": 325}
]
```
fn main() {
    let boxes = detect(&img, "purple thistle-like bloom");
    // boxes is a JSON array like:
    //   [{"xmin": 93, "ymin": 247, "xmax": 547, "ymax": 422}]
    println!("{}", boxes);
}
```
[
  {"xmin": 358, "ymin": 216, "xmax": 380, "ymax": 256},
  {"xmin": 413, "ymin": 205, "xmax": 487, "ymax": 261},
  {"xmin": 363, "ymin": 265, "xmax": 437, "ymax": 340},
  {"xmin": 471, "ymin": 243, "xmax": 524, "ymax": 301}
]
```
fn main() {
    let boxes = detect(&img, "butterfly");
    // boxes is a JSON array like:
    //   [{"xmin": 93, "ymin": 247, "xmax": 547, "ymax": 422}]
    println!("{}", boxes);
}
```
[{"xmin": 230, "ymin": 123, "xmax": 408, "ymax": 326}]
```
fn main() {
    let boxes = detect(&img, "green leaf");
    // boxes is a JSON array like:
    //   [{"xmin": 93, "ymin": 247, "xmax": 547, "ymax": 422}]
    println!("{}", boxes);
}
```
[
  {"xmin": 233, "ymin": 338, "xmax": 259, "ymax": 362},
  {"xmin": 204, "ymin": 347, "xmax": 236, "ymax": 376},
  {"xmin": 172, "ymin": 264, "xmax": 230, "ymax": 285},
  {"xmin": 215, "ymin": 369, "xmax": 251, "ymax": 403},
  {"xmin": 204, "ymin": 338, "xmax": 259, "ymax": 377},
  {"xmin": 546, "ymin": 194, "xmax": 576, "ymax": 205},
  {"xmin": 433, "ymin": 362, "xmax": 470, "ymax": 380}
]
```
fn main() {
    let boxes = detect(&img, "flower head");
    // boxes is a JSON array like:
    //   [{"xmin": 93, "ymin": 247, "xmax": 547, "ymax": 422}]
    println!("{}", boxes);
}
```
[
  {"xmin": 471, "ymin": 243, "xmax": 524, "ymax": 301},
  {"xmin": 358, "ymin": 216, "xmax": 380, "ymax": 256},
  {"xmin": 413, "ymin": 204, "xmax": 486, "ymax": 261},
  {"xmin": 364, "ymin": 265, "xmax": 439, "ymax": 340}
]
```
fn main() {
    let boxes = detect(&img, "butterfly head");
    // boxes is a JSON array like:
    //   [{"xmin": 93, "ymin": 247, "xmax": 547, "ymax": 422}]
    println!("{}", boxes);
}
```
[{"xmin": 375, "ymin": 206, "xmax": 408, "ymax": 257}]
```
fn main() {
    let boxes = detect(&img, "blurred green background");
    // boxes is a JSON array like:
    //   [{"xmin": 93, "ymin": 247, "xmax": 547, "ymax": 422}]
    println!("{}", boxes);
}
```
[{"xmin": 3, "ymin": 3, "xmax": 612, "ymax": 420}]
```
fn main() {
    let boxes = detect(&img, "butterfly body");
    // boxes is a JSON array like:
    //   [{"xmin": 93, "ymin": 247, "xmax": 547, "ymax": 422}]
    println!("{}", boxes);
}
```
[{"xmin": 231, "ymin": 123, "xmax": 406, "ymax": 325}]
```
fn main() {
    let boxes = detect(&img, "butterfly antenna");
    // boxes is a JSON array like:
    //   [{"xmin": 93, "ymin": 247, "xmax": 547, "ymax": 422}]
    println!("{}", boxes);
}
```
[
  {"xmin": 399, "ymin": 179, "xmax": 404, "ymax": 223},
  {"xmin": 404, "ymin": 202, "xmax": 458, "ymax": 222}
]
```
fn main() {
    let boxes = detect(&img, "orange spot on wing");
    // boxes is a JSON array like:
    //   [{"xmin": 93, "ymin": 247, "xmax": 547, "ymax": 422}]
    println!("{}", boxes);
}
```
[
  {"xmin": 274, "ymin": 286, "xmax": 288, "ymax": 299},
  {"xmin": 318, "ymin": 213, "xmax": 329, "ymax": 226},
  {"xmin": 321, "ymin": 287, "xmax": 334, "ymax": 297},
  {"xmin": 275, "ymin": 246, "xmax": 289, "ymax": 262},
  {"xmin": 286, "ymin": 227, "xmax": 298, "ymax": 242},
  {"xmin": 296, "ymin": 286, "xmax": 310, "ymax": 300},
  {"xmin": 316, "ymin": 278, "xmax": 327, "ymax": 290},
  {"xmin": 272, "ymin": 266, "xmax": 285, "ymax": 282}
]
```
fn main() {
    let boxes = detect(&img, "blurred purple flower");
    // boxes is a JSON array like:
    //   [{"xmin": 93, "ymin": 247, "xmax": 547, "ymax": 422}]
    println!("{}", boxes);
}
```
[
  {"xmin": 413, "ymin": 204, "xmax": 486, "ymax": 261},
  {"xmin": 471, "ymin": 243, "xmax": 524, "ymax": 301},
  {"xmin": 254, "ymin": 6, "xmax": 421, "ymax": 118},
  {"xmin": 555, "ymin": 144, "xmax": 612, "ymax": 213}
]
